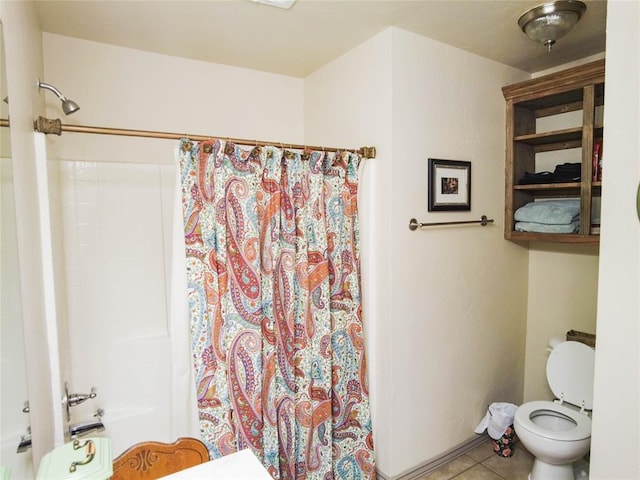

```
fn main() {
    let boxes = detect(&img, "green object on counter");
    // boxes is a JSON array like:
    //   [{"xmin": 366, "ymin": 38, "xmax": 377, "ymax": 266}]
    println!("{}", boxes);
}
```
[
  {"xmin": 637, "ymin": 182, "xmax": 640, "ymax": 222},
  {"xmin": 36, "ymin": 437, "xmax": 112, "ymax": 480},
  {"xmin": 0, "ymin": 465, "xmax": 10, "ymax": 480}
]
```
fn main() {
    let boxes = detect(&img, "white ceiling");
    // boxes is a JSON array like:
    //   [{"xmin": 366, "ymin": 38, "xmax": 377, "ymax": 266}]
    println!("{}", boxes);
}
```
[{"xmin": 34, "ymin": 0, "xmax": 607, "ymax": 78}]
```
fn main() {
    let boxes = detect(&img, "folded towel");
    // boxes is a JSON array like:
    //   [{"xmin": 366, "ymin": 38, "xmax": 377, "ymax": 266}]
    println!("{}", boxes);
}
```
[
  {"xmin": 514, "ymin": 200, "xmax": 580, "ymax": 225},
  {"xmin": 515, "ymin": 220, "xmax": 580, "ymax": 234}
]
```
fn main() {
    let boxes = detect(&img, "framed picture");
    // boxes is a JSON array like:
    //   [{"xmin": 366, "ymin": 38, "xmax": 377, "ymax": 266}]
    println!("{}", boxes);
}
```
[{"xmin": 428, "ymin": 158, "xmax": 471, "ymax": 211}]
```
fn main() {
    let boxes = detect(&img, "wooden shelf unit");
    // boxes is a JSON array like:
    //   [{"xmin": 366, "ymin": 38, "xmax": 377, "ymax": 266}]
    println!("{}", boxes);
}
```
[{"xmin": 502, "ymin": 59, "xmax": 605, "ymax": 245}]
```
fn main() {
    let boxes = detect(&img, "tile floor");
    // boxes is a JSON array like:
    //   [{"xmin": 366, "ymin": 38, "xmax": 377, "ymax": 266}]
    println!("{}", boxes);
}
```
[{"xmin": 418, "ymin": 438, "xmax": 535, "ymax": 480}]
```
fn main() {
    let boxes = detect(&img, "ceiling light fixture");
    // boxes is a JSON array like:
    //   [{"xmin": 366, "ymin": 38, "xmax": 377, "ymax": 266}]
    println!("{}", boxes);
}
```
[
  {"xmin": 253, "ymin": 0, "xmax": 297, "ymax": 9},
  {"xmin": 518, "ymin": 0, "xmax": 587, "ymax": 52}
]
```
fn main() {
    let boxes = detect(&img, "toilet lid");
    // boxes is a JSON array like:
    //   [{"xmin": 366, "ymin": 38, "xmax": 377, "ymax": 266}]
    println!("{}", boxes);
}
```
[{"xmin": 547, "ymin": 341, "xmax": 595, "ymax": 410}]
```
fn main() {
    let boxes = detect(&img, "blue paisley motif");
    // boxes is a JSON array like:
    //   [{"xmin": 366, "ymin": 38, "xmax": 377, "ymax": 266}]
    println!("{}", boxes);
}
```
[{"xmin": 178, "ymin": 139, "xmax": 375, "ymax": 479}]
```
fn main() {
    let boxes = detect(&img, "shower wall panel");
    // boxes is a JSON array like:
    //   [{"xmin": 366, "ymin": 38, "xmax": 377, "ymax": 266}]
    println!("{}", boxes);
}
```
[{"xmin": 51, "ymin": 159, "xmax": 188, "ymax": 456}]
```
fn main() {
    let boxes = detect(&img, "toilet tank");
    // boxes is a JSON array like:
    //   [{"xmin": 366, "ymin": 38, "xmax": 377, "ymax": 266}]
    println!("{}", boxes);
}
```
[{"xmin": 548, "ymin": 335, "xmax": 566, "ymax": 350}]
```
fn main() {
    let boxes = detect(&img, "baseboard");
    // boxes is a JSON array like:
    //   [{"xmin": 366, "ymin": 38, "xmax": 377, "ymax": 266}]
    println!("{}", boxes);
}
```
[
  {"xmin": 376, "ymin": 469, "xmax": 390, "ymax": 480},
  {"xmin": 375, "ymin": 434, "xmax": 489, "ymax": 480}
]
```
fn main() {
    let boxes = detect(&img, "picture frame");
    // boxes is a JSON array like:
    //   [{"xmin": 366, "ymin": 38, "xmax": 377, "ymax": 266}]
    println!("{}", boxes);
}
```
[{"xmin": 428, "ymin": 158, "xmax": 471, "ymax": 211}]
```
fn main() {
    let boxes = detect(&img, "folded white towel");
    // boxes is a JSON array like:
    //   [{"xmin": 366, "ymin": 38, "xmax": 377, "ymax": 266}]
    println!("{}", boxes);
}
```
[{"xmin": 514, "ymin": 200, "xmax": 580, "ymax": 225}]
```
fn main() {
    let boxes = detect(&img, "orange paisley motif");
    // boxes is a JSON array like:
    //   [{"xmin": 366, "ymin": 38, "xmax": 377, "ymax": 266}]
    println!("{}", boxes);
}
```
[{"xmin": 179, "ymin": 141, "xmax": 375, "ymax": 479}]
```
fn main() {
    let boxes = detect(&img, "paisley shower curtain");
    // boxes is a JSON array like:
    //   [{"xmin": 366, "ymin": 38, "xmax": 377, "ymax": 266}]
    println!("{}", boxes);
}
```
[{"xmin": 177, "ymin": 138, "xmax": 375, "ymax": 479}]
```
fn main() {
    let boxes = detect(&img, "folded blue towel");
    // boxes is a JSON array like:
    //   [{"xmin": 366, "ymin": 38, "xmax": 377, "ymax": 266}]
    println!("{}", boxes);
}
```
[
  {"xmin": 515, "ymin": 220, "xmax": 580, "ymax": 234},
  {"xmin": 514, "ymin": 200, "xmax": 580, "ymax": 225}
]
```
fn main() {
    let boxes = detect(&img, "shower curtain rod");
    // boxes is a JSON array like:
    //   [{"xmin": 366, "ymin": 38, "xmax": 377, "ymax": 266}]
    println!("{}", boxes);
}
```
[{"xmin": 31, "ymin": 116, "xmax": 377, "ymax": 158}]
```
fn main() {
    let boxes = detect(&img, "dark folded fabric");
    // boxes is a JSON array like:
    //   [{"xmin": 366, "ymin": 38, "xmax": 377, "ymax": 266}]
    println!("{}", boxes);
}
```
[
  {"xmin": 518, "ymin": 163, "xmax": 581, "ymax": 185},
  {"xmin": 518, "ymin": 171, "xmax": 555, "ymax": 184},
  {"xmin": 553, "ymin": 162, "xmax": 581, "ymax": 182},
  {"xmin": 554, "ymin": 162, "xmax": 581, "ymax": 173}
]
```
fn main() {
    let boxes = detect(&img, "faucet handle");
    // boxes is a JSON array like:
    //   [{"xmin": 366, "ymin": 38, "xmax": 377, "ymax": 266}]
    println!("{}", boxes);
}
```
[{"xmin": 68, "ymin": 387, "xmax": 98, "ymax": 408}]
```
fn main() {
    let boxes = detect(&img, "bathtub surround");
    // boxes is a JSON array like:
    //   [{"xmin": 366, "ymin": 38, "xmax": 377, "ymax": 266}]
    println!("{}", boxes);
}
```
[{"xmin": 46, "ymin": 158, "xmax": 200, "ymax": 457}]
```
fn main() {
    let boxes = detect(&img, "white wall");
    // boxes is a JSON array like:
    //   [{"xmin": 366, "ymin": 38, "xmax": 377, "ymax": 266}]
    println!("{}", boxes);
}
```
[
  {"xmin": 306, "ymin": 27, "xmax": 530, "ymax": 478},
  {"xmin": 0, "ymin": 1, "xmax": 63, "ymax": 470},
  {"xmin": 523, "ymin": 245, "xmax": 599, "ymax": 402},
  {"xmin": 42, "ymin": 33, "xmax": 304, "ymax": 165},
  {"xmin": 0, "ymin": 19, "xmax": 32, "ymax": 479},
  {"xmin": 388, "ymin": 29, "xmax": 528, "ymax": 476},
  {"xmin": 0, "ymin": 154, "xmax": 32, "ymax": 480},
  {"xmin": 590, "ymin": 0, "xmax": 640, "ymax": 477}
]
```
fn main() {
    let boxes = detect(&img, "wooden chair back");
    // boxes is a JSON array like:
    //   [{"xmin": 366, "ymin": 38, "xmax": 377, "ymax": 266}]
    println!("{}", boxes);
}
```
[{"xmin": 111, "ymin": 437, "xmax": 209, "ymax": 480}]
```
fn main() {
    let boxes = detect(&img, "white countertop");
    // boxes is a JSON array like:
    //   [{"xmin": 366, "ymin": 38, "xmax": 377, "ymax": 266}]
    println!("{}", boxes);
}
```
[{"xmin": 158, "ymin": 449, "xmax": 272, "ymax": 479}]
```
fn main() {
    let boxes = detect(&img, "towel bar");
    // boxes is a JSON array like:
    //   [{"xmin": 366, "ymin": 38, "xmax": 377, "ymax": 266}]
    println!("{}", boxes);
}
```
[{"xmin": 409, "ymin": 215, "xmax": 494, "ymax": 230}]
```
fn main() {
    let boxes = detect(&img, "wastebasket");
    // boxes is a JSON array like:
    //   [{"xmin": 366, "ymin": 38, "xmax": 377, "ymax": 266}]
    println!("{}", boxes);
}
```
[{"xmin": 474, "ymin": 402, "xmax": 518, "ymax": 457}]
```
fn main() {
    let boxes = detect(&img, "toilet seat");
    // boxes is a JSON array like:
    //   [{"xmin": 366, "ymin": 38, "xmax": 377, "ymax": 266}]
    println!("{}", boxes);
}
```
[
  {"xmin": 546, "ymin": 341, "xmax": 595, "ymax": 410},
  {"xmin": 515, "ymin": 400, "xmax": 591, "ymax": 441}
]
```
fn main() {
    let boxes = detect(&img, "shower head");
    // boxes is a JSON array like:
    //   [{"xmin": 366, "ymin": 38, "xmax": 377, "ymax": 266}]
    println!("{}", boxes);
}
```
[
  {"xmin": 61, "ymin": 98, "xmax": 80, "ymax": 115},
  {"xmin": 37, "ymin": 79, "xmax": 80, "ymax": 115}
]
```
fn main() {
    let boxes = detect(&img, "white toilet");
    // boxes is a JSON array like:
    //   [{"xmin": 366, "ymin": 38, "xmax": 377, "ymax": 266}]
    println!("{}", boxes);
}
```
[{"xmin": 514, "ymin": 339, "xmax": 595, "ymax": 480}]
